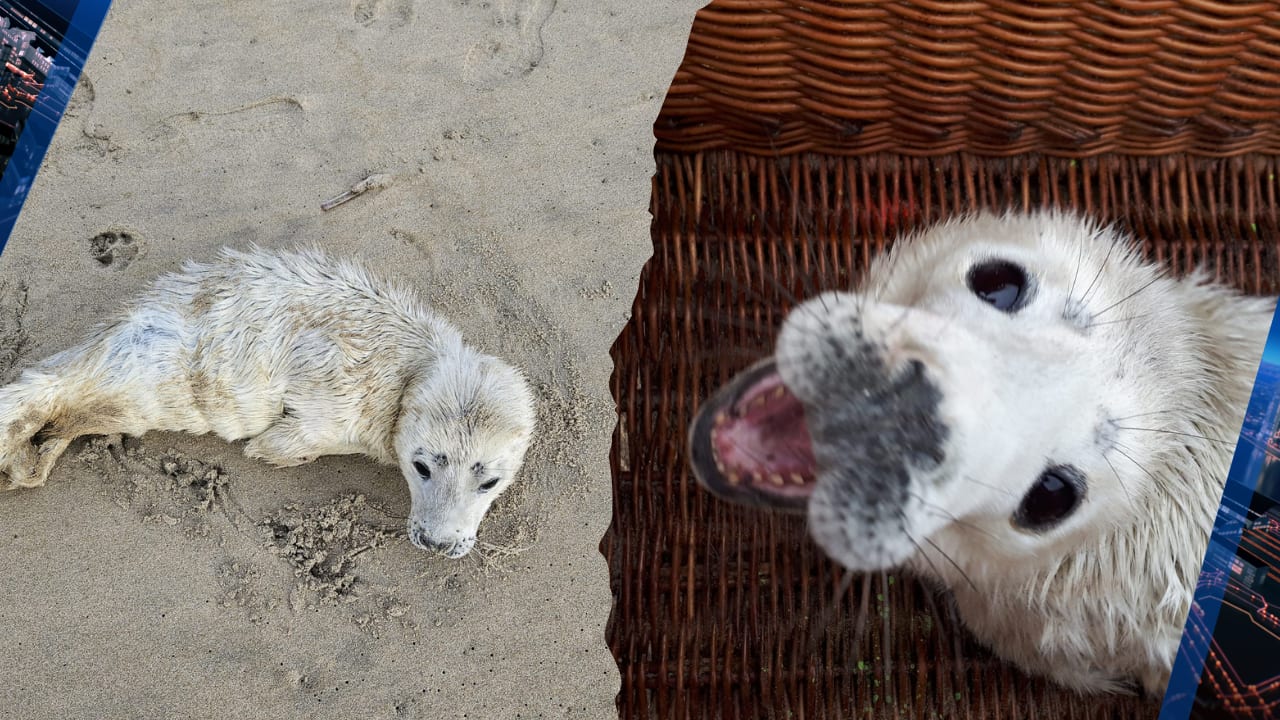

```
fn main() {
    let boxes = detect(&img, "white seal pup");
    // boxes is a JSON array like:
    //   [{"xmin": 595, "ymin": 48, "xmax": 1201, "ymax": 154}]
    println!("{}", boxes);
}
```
[
  {"xmin": 688, "ymin": 210, "xmax": 1276, "ymax": 695},
  {"xmin": 0, "ymin": 246, "xmax": 537, "ymax": 559}
]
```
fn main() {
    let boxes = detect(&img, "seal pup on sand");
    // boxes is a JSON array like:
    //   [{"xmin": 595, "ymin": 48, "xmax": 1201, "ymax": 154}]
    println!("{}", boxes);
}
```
[
  {"xmin": 0, "ymin": 246, "xmax": 537, "ymax": 559},
  {"xmin": 688, "ymin": 210, "xmax": 1276, "ymax": 695}
]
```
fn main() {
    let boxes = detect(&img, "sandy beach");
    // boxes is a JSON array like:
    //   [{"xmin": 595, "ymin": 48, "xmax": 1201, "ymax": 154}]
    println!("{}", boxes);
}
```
[{"xmin": 0, "ymin": 1, "xmax": 701, "ymax": 717}]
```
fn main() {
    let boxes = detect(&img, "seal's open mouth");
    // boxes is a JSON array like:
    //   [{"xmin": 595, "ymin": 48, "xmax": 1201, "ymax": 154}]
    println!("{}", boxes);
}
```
[{"xmin": 688, "ymin": 358, "xmax": 818, "ymax": 513}]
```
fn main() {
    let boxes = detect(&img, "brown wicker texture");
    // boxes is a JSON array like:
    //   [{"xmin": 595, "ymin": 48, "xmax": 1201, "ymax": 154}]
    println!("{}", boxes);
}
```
[
  {"xmin": 605, "ymin": 2, "xmax": 1280, "ymax": 718},
  {"xmin": 656, "ymin": 0, "xmax": 1280, "ymax": 158}
]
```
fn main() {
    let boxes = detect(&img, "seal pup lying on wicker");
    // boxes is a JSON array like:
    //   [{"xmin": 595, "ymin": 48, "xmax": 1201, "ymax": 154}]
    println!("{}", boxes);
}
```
[
  {"xmin": 0, "ymin": 246, "xmax": 537, "ymax": 559},
  {"xmin": 688, "ymin": 210, "xmax": 1275, "ymax": 695}
]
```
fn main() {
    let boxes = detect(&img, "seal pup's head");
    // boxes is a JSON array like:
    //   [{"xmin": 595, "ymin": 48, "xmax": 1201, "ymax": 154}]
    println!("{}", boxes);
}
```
[
  {"xmin": 395, "ymin": 345, "xmax": 536, "ymax": 559},
  {"xmin": 690, "ymin": 211, "xmax": 1190, "ymax": 584}
]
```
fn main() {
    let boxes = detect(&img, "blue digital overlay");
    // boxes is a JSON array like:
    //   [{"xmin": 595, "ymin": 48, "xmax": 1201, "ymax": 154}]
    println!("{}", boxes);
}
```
[
  {"xmin": 1161, "ymin": 304, "xmax": 1280, "ymax": 719},
  {"xmin": 0, "ymin": 0, "xmax": 111, "ymax": 258}
]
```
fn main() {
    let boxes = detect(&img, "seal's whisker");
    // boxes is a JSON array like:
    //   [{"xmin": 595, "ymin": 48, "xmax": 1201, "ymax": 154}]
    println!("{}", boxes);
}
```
[
  {"xmin": 474, "ymin": 539, "xmax": 531, "ymax": 555},
  {"xmin": 1102, "ymin": 453, "xmax": 1135, "ymax": 506},
  {"xmin": 1112, "ymin": 408, "xmax": 1195, "ymax": 422},
  {"xmin": 852, "ymin": 568, "xmax": 872, "ymax": 660},
  {"xmin": 1113, "ymin": 425, "xmax": 1233, "ymax": 446},
  {"xmin": 897, "ymin": 509, "xmax": 978, "ymax": 594},
  {"xmin": 879, "ymin": 571, "xmax": 893, "ymax": 680},
  {"xmin": 921, "ymin": 535, "xmax": 979, "ymax": 595},
  {"xmin": 927, "ymin": 303, "xmax": 967, "ymax": 347},
  {"xmin": 1074, "ymin": 235, "xmax": 1120, "ymax": 310},
  {"xmin": 944, "ymin": 593, "xmax": 968, "ymax": 679},
  {"xmin": 1065, "ymin": 224, "xmax": 1089, "ymax": 317},
  {"xmin": 910, "ymin": 493, "xmax": 1000, "ymax": 541},
  {"xmin": 919, "ymin": 584, "xmax": 968, "ymax": 678},
  {"xmin": 469, "ymin": 539, "xmax": 532, "ymax": 574},
  {"xmin": 803, "ymin": 567, "xmax": 857, "ymax": 657},
  {"xmin": 959, "ymin": 474, "xmax": 1019, "ymax": 499},
  {"xmin": 886, "ymin": 302, "xmax": 913, "ymax": 336},
  {"xmin": 1108, "ymin": 443, "xmax": 1167, "ymax": 498},
  {"xmin": 1089, "ymin": 274, "xmax": 1166, "ymax": 321},
  {"xmin": 1082, "ymin": 311, "xmax": 1159, "ymax": 329}
]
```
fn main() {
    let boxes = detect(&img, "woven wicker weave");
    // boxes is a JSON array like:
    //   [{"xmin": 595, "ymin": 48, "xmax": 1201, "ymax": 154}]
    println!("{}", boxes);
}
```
[
  {"xmin": 605, "ymin": 2, "xmax": 1280, "ymax": 718},
  {"xmin": 657, "ymin": 1, "xmax": 1280, "ymax": 158}
]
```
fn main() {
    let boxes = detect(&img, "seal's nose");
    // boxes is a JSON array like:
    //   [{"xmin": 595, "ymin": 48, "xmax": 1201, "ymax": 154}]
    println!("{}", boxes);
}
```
[
  {"xmin": 410, "ymin": 525, "xmax": 461, "ymax": 556},
  {"xmin": 426, "ymin": 539, "xmax": 456, "ymax": 554}
]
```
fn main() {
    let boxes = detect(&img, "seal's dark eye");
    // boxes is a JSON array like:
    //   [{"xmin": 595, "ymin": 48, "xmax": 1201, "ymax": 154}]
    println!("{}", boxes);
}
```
[
  {"xmin": 479, "ymin": 477, "xmax": 500, "ymax": 492},
  {"xmin": 967, "ymin": 260, "xmax": 1029, "ymax": 313},
  {"xmin": 413, "ymin": 460, "xmax": 431, "ymax": 479},
  {"xmin": 1014, "ymin": 465, "xmax": 1085, "ymax": 531}
]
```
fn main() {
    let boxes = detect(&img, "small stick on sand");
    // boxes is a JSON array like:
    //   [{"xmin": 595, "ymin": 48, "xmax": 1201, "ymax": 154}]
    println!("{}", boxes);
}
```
[{"xmin": 320, "ymin": 173, "xmax": 394, "ymax": 211}]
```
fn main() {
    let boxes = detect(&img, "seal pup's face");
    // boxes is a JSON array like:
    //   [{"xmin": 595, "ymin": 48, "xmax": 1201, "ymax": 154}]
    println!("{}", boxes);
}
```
[
  {"xmin": 396, "ymin": 354, "xmax": 536, "ymax": 559},
  {"xmin": 690, "ymin": 211, "xmax": 1178, "ymax": 584}
]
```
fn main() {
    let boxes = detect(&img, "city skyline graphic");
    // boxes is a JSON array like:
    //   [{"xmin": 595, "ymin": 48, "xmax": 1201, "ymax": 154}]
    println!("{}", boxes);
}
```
[
  {"xmin": 0, "ymin": 0, "xmax": 65, "ymax": 178},
  {"xmin": 1164, "ymin": 320, "xmax": 1280, "ymax": 719}
]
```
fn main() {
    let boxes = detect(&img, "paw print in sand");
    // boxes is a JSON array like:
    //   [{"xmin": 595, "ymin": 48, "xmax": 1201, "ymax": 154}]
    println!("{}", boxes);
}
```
[{"xmin": 89, "ymin": 231, "xmax": 140, "ymax": 269}]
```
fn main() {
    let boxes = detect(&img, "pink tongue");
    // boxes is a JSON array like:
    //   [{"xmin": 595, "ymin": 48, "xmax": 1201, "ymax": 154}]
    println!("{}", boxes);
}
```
[{"xmin": 711, "ymin": 371, "xmax": 818, "ymax": 497}]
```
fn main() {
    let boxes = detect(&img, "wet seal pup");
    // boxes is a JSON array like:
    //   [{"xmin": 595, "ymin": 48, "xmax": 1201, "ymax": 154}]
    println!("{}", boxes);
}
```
[
  {"xmin": 0, "ymin": 246, "xmax": 537, "ymax": 559},
  {"xmin": 688, "ymin": 210, "xmax": 1276, "ymax": 696}
]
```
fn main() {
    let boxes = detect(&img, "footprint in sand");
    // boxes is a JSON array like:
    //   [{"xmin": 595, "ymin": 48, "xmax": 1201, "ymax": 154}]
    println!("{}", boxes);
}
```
[
  {"xmin": 89, "ymin": 230, "xmax": 140, "ymax": 269},
  {"xmin": 461, "ymin": 0, "xmax": 557, "ymax": 89},
  {"xmin": 353, "ymin": 0, "xmax": 414, "ymax": 29}
]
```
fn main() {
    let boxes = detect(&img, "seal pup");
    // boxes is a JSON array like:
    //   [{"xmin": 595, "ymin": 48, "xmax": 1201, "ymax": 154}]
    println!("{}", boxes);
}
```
[
  {"xmin": 688, "ymin": 210, "xmax": 1276, "ymax": 695},
  {"xmin": 0, "ymin": 246, "xmax": 537, "ymax": 559}
]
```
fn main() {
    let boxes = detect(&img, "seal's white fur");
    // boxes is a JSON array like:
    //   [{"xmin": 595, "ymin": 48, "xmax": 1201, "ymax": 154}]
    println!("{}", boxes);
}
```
[
  {"xmin": 0, "ymin": 246, "xmax": 537, "ymax": 559},
  {"xmin": 776, "ymin": 211, "xmax": 1275, "ymax": 695}
]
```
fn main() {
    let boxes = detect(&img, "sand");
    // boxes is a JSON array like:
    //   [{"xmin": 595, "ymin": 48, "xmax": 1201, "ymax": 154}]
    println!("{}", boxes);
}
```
[{"xmin": 0, "ymin": 1, "xmax": 703, "ymax": 717}]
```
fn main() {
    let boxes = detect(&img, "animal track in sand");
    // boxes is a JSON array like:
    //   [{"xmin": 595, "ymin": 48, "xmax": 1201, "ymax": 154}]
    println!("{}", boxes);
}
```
[
  {"xmin": 461, "ymin": 0, "xmax": 557, "ymax": 89},
  {"xmin": 352, "ymin": 0, "xmax": 414, "ymax": 28},
  {"xmin": 143, "ymin": 96, "xmax": 304, "ymax": 150},
  {"xmin": 88, "ymin": 231, "xmax": 140, "ymax": 269},
  {"xmin": 65, "ymin": 74, "xmax": 120, "ymax": 160}
]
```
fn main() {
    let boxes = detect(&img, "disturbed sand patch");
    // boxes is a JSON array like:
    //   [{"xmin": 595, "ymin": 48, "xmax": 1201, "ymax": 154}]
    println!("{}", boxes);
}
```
[
  {"xmin": 263, "ymin": 493, "xmax": 397, "ymax": 604},
  {"xmin": 73, "ymin": 436, "xmax": 422, "ymax": 631}
]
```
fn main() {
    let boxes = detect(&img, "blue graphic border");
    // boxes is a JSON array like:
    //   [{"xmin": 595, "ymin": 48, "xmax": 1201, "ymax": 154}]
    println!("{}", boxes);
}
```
[
  {"xmin": 1159, "ymin": 304, "xmax": 1280, "ymax": 718},
  {"xmin": 0, "ymin": 0, "xmax": 112, "ymax": 258}
]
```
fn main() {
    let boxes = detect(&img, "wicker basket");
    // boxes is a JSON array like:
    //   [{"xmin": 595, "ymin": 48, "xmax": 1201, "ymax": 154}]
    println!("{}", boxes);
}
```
[{"xmin": 604, "ymin": 2, "xmax": 1280, "ymax": 718}]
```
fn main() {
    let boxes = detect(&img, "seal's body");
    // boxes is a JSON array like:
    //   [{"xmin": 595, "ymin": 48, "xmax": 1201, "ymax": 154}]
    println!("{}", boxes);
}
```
[
  {"xmin": 689, "ymin": 211, "xmax": 1275, "ymax": 695},
  {"xmin": 0, "ymin": 247, "xmax": 536, "ymax": 559}
]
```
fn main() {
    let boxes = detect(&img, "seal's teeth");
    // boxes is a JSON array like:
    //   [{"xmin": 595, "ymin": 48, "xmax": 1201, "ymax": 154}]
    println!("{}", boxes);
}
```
[
  {"xmin": 769, "ymin": 474, "xmax": 785, "ymax": 487},
  {"xmin": 714, "ymin": 411, "xmax": 727, "ymax": 427},
  {"xmin": 726, "ymin": 472, "xmax": 741, "ymax": 486},
  {"xmin": 772, "ymin": 386, "xmax": 786, "ymax": 399},
  {"xmin": 790, "ymin": 474, "xmax": 806, "ymax": 485}
]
